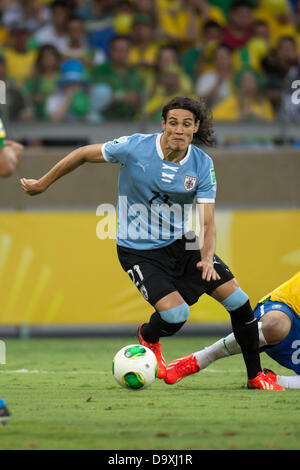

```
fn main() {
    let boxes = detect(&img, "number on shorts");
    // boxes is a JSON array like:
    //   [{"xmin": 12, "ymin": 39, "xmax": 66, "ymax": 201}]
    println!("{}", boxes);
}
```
[
  {"xmin": 127, "ymin": 264, "xmax": 144, "ymax": 287},
  {"xmin": 291, "ymin": 340, "xmax": 300, "ymax": 365}
]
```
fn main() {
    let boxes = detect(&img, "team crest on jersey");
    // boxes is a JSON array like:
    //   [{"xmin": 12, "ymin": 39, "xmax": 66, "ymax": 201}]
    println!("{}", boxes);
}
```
[{"xmin": 183, "ymin": 175, "xmax": 197, "ymax": 192}]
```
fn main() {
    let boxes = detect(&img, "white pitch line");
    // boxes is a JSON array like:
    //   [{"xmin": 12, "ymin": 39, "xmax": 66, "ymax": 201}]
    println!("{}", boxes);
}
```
[
  {"xmin": 0, "ymin": 368, "xmax": 244, "ymax": 374},
  {"xmin": 202, "ymin": 368, "xmax": 245, "ymax": 373},
  {"xmin": 0, "ymin": 369, "xmax": 106, "ymax": 374}
]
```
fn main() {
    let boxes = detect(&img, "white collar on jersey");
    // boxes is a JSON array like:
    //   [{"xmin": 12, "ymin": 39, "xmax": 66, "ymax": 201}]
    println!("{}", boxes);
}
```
[{"xmin": 156, "ymin": 133, "xmax": 191, "ymax": 165}]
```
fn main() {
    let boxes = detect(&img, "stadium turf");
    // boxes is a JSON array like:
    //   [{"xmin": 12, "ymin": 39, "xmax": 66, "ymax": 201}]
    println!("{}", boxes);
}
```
[{"xmin": 0, "ymin": 336, "xmax": 299, "ymax": 450}]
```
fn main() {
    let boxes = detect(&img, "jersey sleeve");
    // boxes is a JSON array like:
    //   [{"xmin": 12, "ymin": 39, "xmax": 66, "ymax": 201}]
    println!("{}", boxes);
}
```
[
  {"xmin": 196, "ymin": 156, "xmax": 217, "ymax": 203},
  {"xmin": 102, "ymin": 134, "xmax": 136, "ymax": 165}
]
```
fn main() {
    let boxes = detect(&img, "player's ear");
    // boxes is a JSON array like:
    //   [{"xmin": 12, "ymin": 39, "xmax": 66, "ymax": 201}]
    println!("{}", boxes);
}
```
[
  {"xmin": 194, "ymin": 120, "xmax": 200, "ymax": 133},
  {"xmin": 161, "ymin": 116, "xmax": 166, "ymax": 131}
]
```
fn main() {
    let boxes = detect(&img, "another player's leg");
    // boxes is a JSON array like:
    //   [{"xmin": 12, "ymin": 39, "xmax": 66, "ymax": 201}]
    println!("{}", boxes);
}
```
[
  {"xmin": 164, "ymin": 353, "xmax": 200, "ymax": 384},
  {"xmin": 138, "ymin": 292, "xmax": 189, "ymax": 379},
  {"xmin": 165, "ymin": 321, "xmax": 267, "ymax": 384},
  {"xmin": 165, "ymin": 322, "xmax": 285, "ymax": 389},
  {"xmin": 164, "ymin": 269, "xmax": 284, "ymax": 389}
]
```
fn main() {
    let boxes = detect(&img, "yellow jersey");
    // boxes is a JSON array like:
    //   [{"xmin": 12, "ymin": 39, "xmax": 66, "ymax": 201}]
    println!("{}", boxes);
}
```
[
  {"xmin": 4, "ymin": 48, "xmax": 37, "ymax": 87},
  {"xmin": 259, "ymin": 271, "xmax": 300, "ymax": 317},
  {"xmin": 212, "ymin": 94, "xmax": 274, "ymax": 122}
]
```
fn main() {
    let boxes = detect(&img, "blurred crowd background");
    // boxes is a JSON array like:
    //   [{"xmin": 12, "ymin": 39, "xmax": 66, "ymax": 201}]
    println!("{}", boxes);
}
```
[
  {"xmin": 0, "ymin": 0, "xmax": 299, "ymax": 332},
  {"xmin": 0, "ymin": 0, "xmax": 300, "ymax": 127}
]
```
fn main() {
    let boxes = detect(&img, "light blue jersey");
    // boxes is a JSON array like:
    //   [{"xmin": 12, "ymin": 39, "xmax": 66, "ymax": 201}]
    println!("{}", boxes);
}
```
[{"xmin": 102, "ymin": 133, "xmax": 216, "ymax": 249}]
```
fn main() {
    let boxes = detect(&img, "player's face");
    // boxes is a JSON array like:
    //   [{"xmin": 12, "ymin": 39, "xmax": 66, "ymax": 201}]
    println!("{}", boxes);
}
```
[{"xmin": 161, "ymin": 109, "xmax": 199, "ymax": 152}]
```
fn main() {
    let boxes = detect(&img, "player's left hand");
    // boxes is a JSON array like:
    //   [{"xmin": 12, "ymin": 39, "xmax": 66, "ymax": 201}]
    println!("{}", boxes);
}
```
[{"xmin": 196, "ymin": 259, "xmax": 221, "ymax": 282}]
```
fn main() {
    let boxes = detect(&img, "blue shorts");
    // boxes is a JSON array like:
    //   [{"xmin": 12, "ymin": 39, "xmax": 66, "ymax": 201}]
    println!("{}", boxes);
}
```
[{"xmin": 253, "ymin": 300, "xmax": 300, "ymax": 374}]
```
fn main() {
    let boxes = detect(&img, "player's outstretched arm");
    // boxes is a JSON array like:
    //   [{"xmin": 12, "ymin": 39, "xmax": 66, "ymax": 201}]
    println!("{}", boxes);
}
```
[{"xmin": 20, "ymin": 143, "xmax": 105, "ymax": 196}]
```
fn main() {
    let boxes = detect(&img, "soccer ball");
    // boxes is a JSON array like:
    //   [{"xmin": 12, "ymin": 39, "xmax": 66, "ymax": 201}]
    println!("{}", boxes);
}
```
[{"xmin": 112, "ymin": 344, "xmax": 158, "ymax": 390}]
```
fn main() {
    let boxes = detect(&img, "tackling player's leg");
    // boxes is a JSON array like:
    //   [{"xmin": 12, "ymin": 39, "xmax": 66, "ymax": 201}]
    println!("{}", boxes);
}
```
[
  {"xmin": 164, "ymin": 353, "xmax": 200, "ymax": 384},
  {"xmin": 164, "ymin": 317, "xmax": 285, "ymax": 390},
  {"xmin": 164, "ymin": 276, "xmax": 285, "ymax": 390}
]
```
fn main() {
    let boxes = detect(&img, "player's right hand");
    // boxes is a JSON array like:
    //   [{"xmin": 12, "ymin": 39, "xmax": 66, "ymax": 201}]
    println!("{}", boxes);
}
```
[
  {"xmin": 196, "ymin": 259, "xmax": 221, "ymax": 282},
  {"xmin": 20, "ymin": 178, "xmax": 45, "ymax": 196}
]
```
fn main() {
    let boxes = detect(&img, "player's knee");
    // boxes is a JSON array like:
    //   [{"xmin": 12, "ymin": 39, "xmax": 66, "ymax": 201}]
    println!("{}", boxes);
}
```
[
  {"xmin": 159, "ymin": 302, "xmax": 190, "ymax": 324},
  {"xmin": 262, "ymin": 312, "xmax": 291, "ymax": 344},
  {"xmin": 220, "ymin": 287, "xmax": 249, "ymax": 312}
]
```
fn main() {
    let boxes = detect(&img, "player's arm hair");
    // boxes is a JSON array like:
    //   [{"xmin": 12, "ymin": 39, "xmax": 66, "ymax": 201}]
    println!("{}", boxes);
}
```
[
  {"xmin": 197, "ymin": 202, "xmax": 216, "ymax": 261},
  {"xmin": 38, "ymin": 144, "xmax": 106, "ymax": 189}
]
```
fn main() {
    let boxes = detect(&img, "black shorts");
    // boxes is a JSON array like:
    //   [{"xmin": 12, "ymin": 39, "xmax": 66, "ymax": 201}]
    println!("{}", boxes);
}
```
[{"xmin": 117, "ymin": 233, "xmax": 234, "ymax": 307}]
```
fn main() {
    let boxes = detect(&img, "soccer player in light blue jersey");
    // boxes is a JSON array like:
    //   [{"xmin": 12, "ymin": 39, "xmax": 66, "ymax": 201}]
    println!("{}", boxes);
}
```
[{"xmin": 20, "ymin": 96, "xmax": 282, "ymax": 390}]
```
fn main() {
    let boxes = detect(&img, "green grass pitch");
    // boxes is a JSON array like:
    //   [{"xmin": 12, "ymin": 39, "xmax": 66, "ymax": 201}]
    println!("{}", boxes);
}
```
[{"xmin": 0, "ymin": 336, "xmax": 299, "ymax": 450}]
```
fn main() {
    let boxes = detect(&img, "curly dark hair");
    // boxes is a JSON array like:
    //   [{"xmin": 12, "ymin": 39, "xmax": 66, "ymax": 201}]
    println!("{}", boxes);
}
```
[{"xmin": 161, "ymin": 96, "xmax": 215, "ymax": 147}]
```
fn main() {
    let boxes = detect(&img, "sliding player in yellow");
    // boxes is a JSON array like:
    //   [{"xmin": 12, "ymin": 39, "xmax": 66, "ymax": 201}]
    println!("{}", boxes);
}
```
[{"xmin": 165, "ymin": 272, "xmax": 299, "ymax": 389}]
